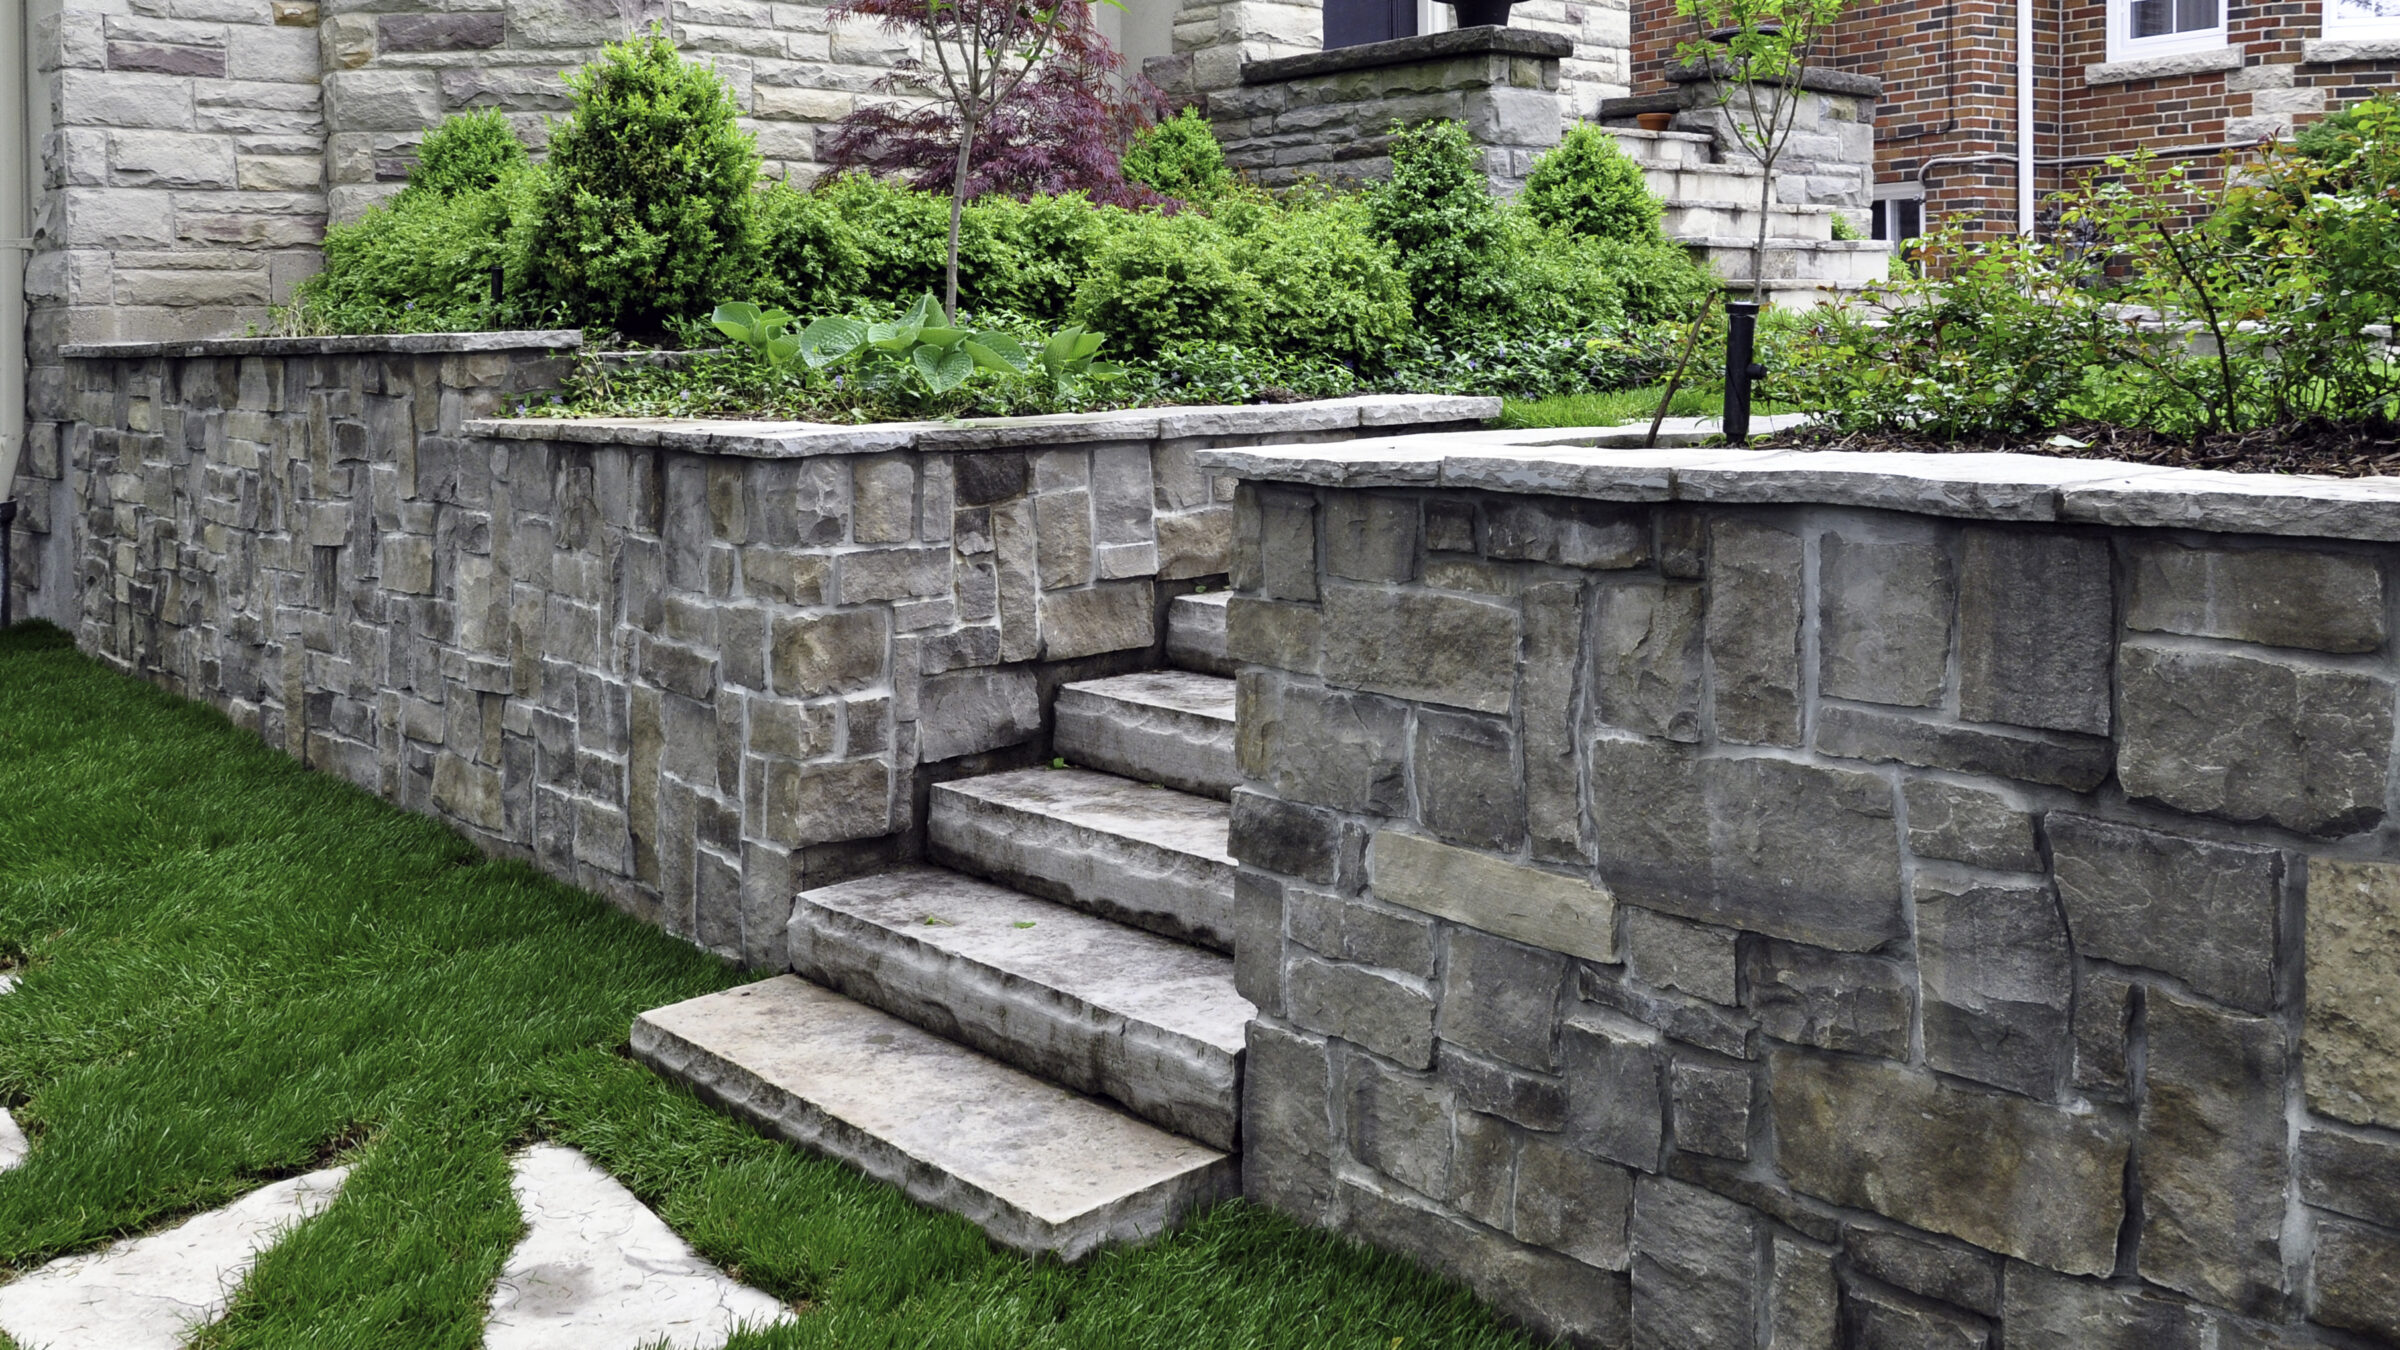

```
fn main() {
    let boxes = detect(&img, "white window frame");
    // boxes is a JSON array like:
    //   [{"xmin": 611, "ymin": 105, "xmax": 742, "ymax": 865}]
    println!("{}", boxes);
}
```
[
  {"xmin": 2321, "ymin": 0, "xmax": 2400, "ymax": 39},
  {"xmin": 2107, "ymin": 0, "xmax": 2229, "ymax": 63}
]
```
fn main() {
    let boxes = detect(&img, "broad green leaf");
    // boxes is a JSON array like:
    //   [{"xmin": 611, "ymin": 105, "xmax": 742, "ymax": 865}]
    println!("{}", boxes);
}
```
[
  {"xmin": 918, "ymin": 326, "xmax": 967, "ymax": 350},
  {"xmin": 964, "ymin": 335, "xmax": 1029, "ymax": 374},
  {"xmin": 914, "ymin": 343, "xmax": 974, "ymax": 394},
  {"xmin": 1069, "ymin": 332, "xmax": 1105, "ymax": 361},
  {"xmin": 765, "ymin": 334, "xmax": 801, "ymax": 369}
]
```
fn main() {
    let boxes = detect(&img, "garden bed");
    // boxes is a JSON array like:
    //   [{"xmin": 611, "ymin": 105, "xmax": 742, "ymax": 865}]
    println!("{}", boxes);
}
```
[{"xmin": 1772, "ymin": 420, "xmax": 2400, "ymax": 479}]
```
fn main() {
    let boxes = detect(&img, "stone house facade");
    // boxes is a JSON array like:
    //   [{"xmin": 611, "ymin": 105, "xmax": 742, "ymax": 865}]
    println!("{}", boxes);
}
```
[{"xmin": 1625, "ymin": 0, "xmax": 2400, "ymax": 238}]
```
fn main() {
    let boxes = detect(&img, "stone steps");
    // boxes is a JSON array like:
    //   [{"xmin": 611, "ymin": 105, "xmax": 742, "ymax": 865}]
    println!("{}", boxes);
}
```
[
  {"xmin": 1167, "ymin": 590, "xmax": 1234, "ymax": 676},
  {"xmin": 631, "ymin": 976, "xmax": 1237, "ymax": 1260},
  {"xmin": 1606, "ymin": 125, "xmax": 1718, "ymax": 169},
  {"xmin": 1054, "ymin": 670, "xmax": 1239, "ymax": 800},
  {"xmin": 787, "ymin": 865, "xmax": 1252, "ymax": 1149},
  {"xmin": 929, "ymin": 767, "xmax": 1237, "ymax": 952},
  {"xmin": 1662, "ymin": 197, "xmax": 1833, "ymax": 243}
]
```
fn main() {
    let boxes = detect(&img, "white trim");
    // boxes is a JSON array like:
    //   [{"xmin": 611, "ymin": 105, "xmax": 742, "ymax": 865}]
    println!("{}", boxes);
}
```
[
  {"xmin": 2085, "ymin": 44, "xmax": 2243, "ymax": 83},
  {"xmin": 2106, "ymin": 0, "xmax": 2228, "ymax": 64}
]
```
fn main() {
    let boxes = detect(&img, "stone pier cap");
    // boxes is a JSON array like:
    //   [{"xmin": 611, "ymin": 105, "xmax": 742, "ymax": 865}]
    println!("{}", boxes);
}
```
[{"xmin": 1199, "ymin": 430, "xmax": 2400, "ymax": 542}]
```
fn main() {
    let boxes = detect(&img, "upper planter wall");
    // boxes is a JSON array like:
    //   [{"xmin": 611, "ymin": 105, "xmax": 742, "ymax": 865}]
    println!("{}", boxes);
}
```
[
  {"xmin": 1200, "ymin": 434, "xmax": 2400, "ymax": 1349},
  {"xmin": 26, "ymin": 331, "xmax": 1491, "ymax": 966}
]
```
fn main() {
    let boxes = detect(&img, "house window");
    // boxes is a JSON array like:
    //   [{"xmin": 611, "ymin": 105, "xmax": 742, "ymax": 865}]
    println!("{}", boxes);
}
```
[
  {"xmin": 2109, "ymin": 0, "xmax": 2225, "ymax": 60},
  {"xmin": 1327, "ymin": 0, "xmax": 1418, "ymax": 47},
  {"xmin": 1871, "ymin": 196, "xmax": 1923, "ymax": 245},
  {"xmin": 2323, "ymin": 0, "xmax": 2400, "ymax": 38}
]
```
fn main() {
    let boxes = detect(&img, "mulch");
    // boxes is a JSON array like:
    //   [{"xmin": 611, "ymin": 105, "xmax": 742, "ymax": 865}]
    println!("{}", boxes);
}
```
[{"xmin": 1765, "ymin": 419, "xmax": 2400, "ymax": 478}]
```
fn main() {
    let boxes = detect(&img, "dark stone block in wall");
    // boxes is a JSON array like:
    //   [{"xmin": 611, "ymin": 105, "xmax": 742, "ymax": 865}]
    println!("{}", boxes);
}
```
[
  {"xmin": 1816, "ymin": 705, "xmax": 2112, "ymax": 793},
  {"xmin": 1323, "ymin": 491, "xmax": 1417, "ymax": 583},
  {"xmin": 1259, "ymin": 486, "xmax": 1319, "ymax": 602},
  {"xmin": 1902, "ymin": 779, "xmax": 2041, "ymax": 872},
  {"xmin": 2000, "ymin": 1263, "xmax": 2213, "ymax": 1350},
  {"xmin": 1484, "ymin": 496, "xmax": 1650, "ymax": 568},
  {"xmin": 378, "ymin": 12, "xmax": 506, "ymax": 50},
  {"xmin": 954, "ymin": 452, "xmax": 1028, "ymax": 506},
  {"xmin": 2299, "ymin": 1126, "xmax": 2400, "ymax": 1230},
  {"xmin": 1284, "ymin": 953, "xmax": 1435, "ymax": 1069},
  {"xmin": 1344, "ymin": 1053, "xmax": 1453, "ymax": 1198},
  {"xmin": 2137, "ymin": 989, "xmax": 2291, "ymax": 1315},
  {"xmin": 2073, "ymin": 969, "xmax": 2138, "ymax": 1095},
  {"xmin": 1843, "ymin": 1226, "xmax": 2000, "ymax": 1316},
  {"xmin": 1286, "ymin": 884, "xmax": 1435, "ymax": 977},
  {"xmin": 2311, "ymin": 1214, "xmax": 2400, "ymax": 1344},
  {"xmin": 2045, "ymin": 813, "xmax": 2281, "ymax": 1014},
  {"xmin": 1522, "ymin": 581, "xmax": 1590, "ymax": 863},
  {"xmin": 1706, "ymin": 518, "xmax": 1804, "ymax": 747},
  {"xmin": 1224, "ymin": 597, "xmax": 1324, "ymax": 674},
  {"xmin": 1436, "ymin": 927, "xmax": 1568, "ymax": 1072},
  {"xmin": 1514, "ymin": 1132, "xmax": 1634, "ymax": 1270},
  {"xmin": 2126, "ymin": 539, "xmax": 2387, "ymax": 654},
  {"xmin": 1818, "ymin": 526, "xmax": 1954, "ymax": 709},
  {"xmin": 1319, "ymin": 583, "xmax": 1519, "ymax": 714},
  {"xmin": 1438, "ymin": 1043, "xmax": 1568, "ymax": 1131},
  {"xmin": 1230, "ymin": 788, "xmax": 1342, "ymax": 884},
  {"xmin": 1630, "ymin": 1174, "xmax": 1760, "ymax": 1350},
  {"xmin": 1581, "ymin": 963, "xmax": 1757, "ymax": 1059},
  {"xmin": 1839, "ymin": 1278, "xmax": 1989, "ymax": 1350},
  {"xmin": 1669, "ymin": 1059, "xmax": 1752, "ymax": 1160},
  {"xmin": 1916, "ymin": 876, "xmax": 2073, "ymax": 1099},
  {"xmin": 1594, "ymin": 577, "xmax": 1704, "ymax": 743},
  {"xmin": 1245, "ymin": 1021, "xmax": 1338, "ymax": 1222},
  {"xmin": 1562, "ymin": 1008, "xmax": 1665, "ymax": 1171},
  {"xmin": 1748, "ymin": 939, "xmax": 1912, "ymax": 1059},
  {"xmin": 1957, "ymin": 528, "xmax": 2113, "ymax": 735},
  {"xmin": 1412, "ymin": 708, "xmax": 1524, "ymax": 851}
]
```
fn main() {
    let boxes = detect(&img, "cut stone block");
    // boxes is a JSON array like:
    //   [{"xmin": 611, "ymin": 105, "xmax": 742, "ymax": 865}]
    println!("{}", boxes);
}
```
[
  {"xmin": 632, "ymin": 977, "xmax": 1236, "ymax": 1261},
  {"xmin": 1054, "ymin": 670, "xmax": 1238, "ymax": 800},
  {"xmin": 930, "ymin": 768, "xmax": 1235, "ymax": 951},
  {"xmin": 788, "ymin": 866, "xmax": 1252, "ymax": 1150},
  {"xmin": 487, "ymin": 1144, "xmax": 792, "ymax": 1350},
  {"xmin": 0, "ymin": 1109, "xmax": 26, "ymax": 1174},
  {"xmin": 1168, "ymin": 590, "xmax": 1234, "ymax": 676},
  {"xmin": 0, "ymin": 1167, "xmax": 349, "ymax": 1350}
]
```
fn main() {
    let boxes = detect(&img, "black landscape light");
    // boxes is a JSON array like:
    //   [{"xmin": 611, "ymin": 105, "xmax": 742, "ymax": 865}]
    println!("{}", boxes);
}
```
[{"xmin": 1724, "ymin": 301, "xmax": 1766, "ymax": 444}]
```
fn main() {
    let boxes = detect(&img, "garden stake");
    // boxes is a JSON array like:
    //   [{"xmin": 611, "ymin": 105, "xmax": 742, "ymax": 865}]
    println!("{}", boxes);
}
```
[
  {"xmin": 1646, "ymin": 289, "xmax": 1718, "ymax": 448},
  {"xmin": 1725, "ymin": 300, "xmax": 1764, "ymax": 443}
]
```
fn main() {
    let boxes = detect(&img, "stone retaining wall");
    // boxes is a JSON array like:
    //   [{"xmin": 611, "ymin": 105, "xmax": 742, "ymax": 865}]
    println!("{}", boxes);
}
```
[
  {"xmin": 1200, "ymin": 435, "xmax": 2400, "ymax": 1349},
  {"xmin": 24, "ymin": 330, "xmax": 1490, "ymax": 967}
]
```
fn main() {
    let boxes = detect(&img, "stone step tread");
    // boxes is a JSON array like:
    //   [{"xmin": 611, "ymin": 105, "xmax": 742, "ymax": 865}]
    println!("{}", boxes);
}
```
[
  {"xmin": 1661, "ymin": 197, "xmax": 1831, "ymax": 213},
  {"xmin": 631, "ymin": 976, "xmax": 1236, "ymax": 1260},
  {"xmin": 937, "ymin": 767, "xmax": 1232, "ymax": 865},
  {"xmin": 1166, "ymin": 592, "xmax": 1234, "ymax": 677},
  {"xmin": 796, "ymin": 866, "xmax": 1251, "ymax": 1056},
  {"xmin": 1055, "ymin": 671, "xmax": 1240, "ymax": 800},
  {"xmin": 1684, "ymin": 235, "xmax": 1893, "ymax": 252}
]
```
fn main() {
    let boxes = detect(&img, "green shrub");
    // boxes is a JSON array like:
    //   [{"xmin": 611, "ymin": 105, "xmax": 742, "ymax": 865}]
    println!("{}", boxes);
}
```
[
  {"xmin": 1222, "ymin": 194, "xmax": 1411, "ymax": 365},
  {"xmin": 294, "ymin": 171, "xmax": 543, "ymax": 334},
  {"xmin": 1365, "ymin": 120, "xmax": 1508, "ymax": 327},
  {"xmin": 525, "ymin": 33, "xmax": 761, "ymax": 336},
  {"xmin": 406, "ymin": 109, "xmax": 528, "ymax": 199},
  {"xmin": 1521, "ymin": 124, "xmax": 1664, "ymax": 243},
  {"xmin": 1122, "ymin": 108, "xmax": 1234, "ymax": 199},
  {"xmin": 753, "ymin": 181, "xmax": 868, "ymax": 313},
  {"xmin": 816, "ymin": 173, "xmax": 951, "ymax": 304},
  {"xmin": 958, "ymin": 191, "xmax": 1111, "ymax": 323},
  {"xmin": 1072, "ymin": 211, "xmax": 1263, "ymax": 354}
]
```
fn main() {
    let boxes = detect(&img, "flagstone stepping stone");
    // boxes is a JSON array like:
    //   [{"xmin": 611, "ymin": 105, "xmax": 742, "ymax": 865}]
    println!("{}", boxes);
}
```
[
  {"xmin": 0, "ymin": 1166, "xmax": 348, "ymax": 1350},
  {"xmin": 484, "ymin": 1144, "xmax": 792, "ymax": 1350}
]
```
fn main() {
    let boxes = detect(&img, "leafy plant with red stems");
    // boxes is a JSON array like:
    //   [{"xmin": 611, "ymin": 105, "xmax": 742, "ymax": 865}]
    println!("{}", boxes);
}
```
[{"xmin": 824, "ymin": 0, "xmax": 1161, "ymax": 322}]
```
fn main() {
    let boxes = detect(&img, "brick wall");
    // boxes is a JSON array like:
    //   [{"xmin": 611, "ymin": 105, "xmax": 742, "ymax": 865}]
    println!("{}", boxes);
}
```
[{"xmin": 1204, "ymin": 439, "xmax": 2400, "ymax": 1349}]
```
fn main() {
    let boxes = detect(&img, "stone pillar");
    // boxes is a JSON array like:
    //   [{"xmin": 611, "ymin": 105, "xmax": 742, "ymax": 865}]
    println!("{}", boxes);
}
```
[{"xmin": 1209, "ymin": 27, "xmax": 1573, "ymax": 192}]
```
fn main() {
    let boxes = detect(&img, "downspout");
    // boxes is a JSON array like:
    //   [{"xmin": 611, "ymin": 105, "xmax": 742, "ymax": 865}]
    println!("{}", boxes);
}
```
[
  {"xmin": 2018, "ymin": 0, "xmax": 2035, "ymax": 232},
  {"xmin": 0, "ymin": 0, "xmax": 28, "ymax": 627}
]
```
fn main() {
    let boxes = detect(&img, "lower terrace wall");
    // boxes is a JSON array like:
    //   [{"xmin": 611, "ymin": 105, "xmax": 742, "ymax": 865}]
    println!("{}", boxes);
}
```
[
  {"xmin": 1198, "ymin": 436, "xmax": 2400, "ymax": 1348},
  {"xmin": 21, "ymin": 331, "xmax": 1490, "ymax": 969}
]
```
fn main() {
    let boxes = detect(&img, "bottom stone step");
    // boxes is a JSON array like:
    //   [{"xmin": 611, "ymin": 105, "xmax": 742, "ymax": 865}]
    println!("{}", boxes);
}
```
[{"xmin": 631, "ymin": 976, "xmax": 1238, "ymax": 1260}]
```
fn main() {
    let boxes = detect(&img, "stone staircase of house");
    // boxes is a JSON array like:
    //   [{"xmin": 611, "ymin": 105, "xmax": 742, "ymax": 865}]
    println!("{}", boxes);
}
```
[
  {"xmin": 1605, "ymin": 126, "xmax": 1891, "ymax": 307},
  {"xmin": 631, "ymin": 590, "xmax": 1250, "ymax": 1261}
]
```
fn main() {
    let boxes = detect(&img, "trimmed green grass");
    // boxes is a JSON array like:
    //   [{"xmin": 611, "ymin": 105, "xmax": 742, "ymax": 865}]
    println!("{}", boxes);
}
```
[{"xmin": 0, "ymin": 621, "xmax": 1538, "ymax": 1350}]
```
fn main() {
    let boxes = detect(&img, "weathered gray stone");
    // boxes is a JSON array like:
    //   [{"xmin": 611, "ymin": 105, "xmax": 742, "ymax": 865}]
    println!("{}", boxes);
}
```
[
  {"xmin": 1845, "ymin": 1227, "xmax": 2000, "ymax": 1316},
  {"xmin": 1563, "ymin": 1009, "xmax": 1666, "ymax": 1171},
  {"xmin": 1288, "ymin": 887, "xmax": 1435, "ymax": 978},
  {"xmin": 1903, "ymin": 779, "xmax": 2040, "ymax": 871},
  {"xmin": 1244, "ymin": 1021, "xmax": 1337, "ymax": 1220},
  {"xmin": 1320, "ymin": 584, "xmax": 1519, "ymax": 713},
  {"xmin": 2000, "ymin": 1263, "xmax": 2213, "ymax": 1350},
  {"xmin": 1336, "ymin": 1168, "xmax": 1632, "ymax": 1350},
  {"xmin": 762, "ymin": 758, "xmax": 891, "ymax": 846},
  {"xmin": 850, "ymin": 456, "xmax": 916, "ymax": 544},
  {"xmin": 1322, "ymin": 491, "xmax": 1418, "ymax": 582},
  {"xmin": 1767, "ymin": 1238, "xmax": 1838, "ymax": 1350},
  {"xmin": 1448, "ymin": 1109, "xmax": 1517, "ymax": 1230},
  {"xmin": 1818, "ymin": 527, "xmax": 1953, "ymax": 708},
  {"xmin": 1437, "ymin": 928, "xmax": 1569, "ymax": 1072},
  {"xmin": 2047, "ymin": 814, "xmax": 2281, "ymax": 1014},
  {"xmin": 1053, "ymin": 670, "xmax": 1236, "ymax": 800},
  {"xmin": 1589, "ymin": 741, "xmax": 1903, "ymax": 951},
  {"xmin": 1523, "ymin": 581, "xmax": 1590, "ymax": 862},
  {"xmin": 1224, "ymin": 597, "xmax": 1323, "ymax": 674},
  {"xmin": 2307, "ymin": 857, "xmax": 2400, "ymax": 1131},
  {"xmin": 2300, "ymin": 1126, "xmax": 2400, "ymax": 1230},
  {"xmin": 1748, "ymin": 940, "xmax": 1911, "ymax": 1058},
  {"xmin": 1816, "ymin": 705, "xmax": 2112, "ymax": 792},
  {"xmin": 1038, "ymin": 580, "xmax": 1155, "ymax": 660},
  {"xmin": 1286, "ymin": 955, "xmax": 1437, "ymax": 1070},
  {"xmin": 2311, "ymin": 1215, "xmax": 2400, "ymax": 1343},
  {"xmin": 1412, "ymin": 709, "xmax": 1524, "ymax": 852},
  {"xmin": 1630, "ymin": 1175, "xmax": 1760, "ymax": 1350},
  {"xmin": 1624, "ymin": 908, "xmax": 1739, "ymax": 1006},
  {"xmin": 1707, "ymin": 519, "xmax": 1804, "ymax": 746},
  {"xmin": 2126, "ymin": 540, "xmax": 2386, "ymax": 653},
  {"xmin": 1228, "ymin": 788, "xmax": 1342, "ymax": 886},
  {"xmin": 631, "ymin": 977, "xmax": 1234, "ymax": 1261},
  {"xmin": 1917, "ymin": 876, "xmax": 2073, "ymax": 1098},
  {"xmin": 1345, "ymin": 1054, "xmax": 1452, "ymax": 1197},
  {"xmin": 1369, "ymin": 830, "xmax": 1618, "ymax": 964},
  {"xmin": 1770, "ymin": 1050, "xmax": 2130, "ymax": 1276},
  {"xmin": 770, "ymin": 609, "xmax": 886, "ymax": 698},
  {"xmin": 929, "ymin": 768, "xmax": 1234, "ymax": 950},
  {"xmin": 1234, "ymin": 870, "xmax": 1283, "ymax": 1015},
  {"xmin": 1957, "ymin": 528, "xmax": 2113, "ymax": 734},
  {"xmin": 1166, "ymin": 590, "xmax": 1233, "ymax": 677},
  {"xmin": 1258, "ymin": 487, "xmax": 1318, "ymax": 602},
  {"xmin": 1485, "ymin": 497, "xmax": 1649, "ymax": 568},
  {"xmin": 1513, "ymin": 1133, "xmax": 1635, "ymax": 1270},
  {"xmin": 2118, "ymin": 642, "xmax": 2392, "ymax": 837},
  {"xmin": 1841, "ymin": 1278, "xmax": 1989, "ymax": 1350},
  {"xmin": 787, "ymin": 866, "xmax": 1250, "ymax": 1149},
  {"xmin": 1594, "ymin": 578, "xmax": 1704, "ymax": 743},
  {"xmin": 836, "ymin": 546, "xmax": 949, "ymax": 603},
  {"xmin": 1425, "ymin": 498, "xmax": 1476, "ymax": 553},
  {"xmin": 1035, "ymin": 489, "xmax": 1094, "ymax": 589},
  {"xmin": 1670, "ymin": 1059, "xmax": 1752, "ymax": 1159},
  {"xmin": 1581, "ymin": 965, "xmax": 1758, "ymax": 1060},
  {"xmin": 917, "ymin": 667, "xmax": 1041, "ymax": 763},
  {"xmin": 2074, "ymin": 969, "xmax": 2137, "ymax": 1095}
]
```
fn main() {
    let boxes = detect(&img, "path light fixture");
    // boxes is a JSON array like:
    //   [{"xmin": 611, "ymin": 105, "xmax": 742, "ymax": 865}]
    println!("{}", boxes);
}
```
[{"xmin": 1723, "ymin": 301, "xmax": 1766, "ymax": 444}]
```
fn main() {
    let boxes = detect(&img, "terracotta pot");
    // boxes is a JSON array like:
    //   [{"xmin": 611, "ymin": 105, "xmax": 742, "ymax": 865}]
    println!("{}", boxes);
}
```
[
  {"xmin": 1635, "ymin": 112, "xmax": 1675, "ymax": 132},
  {"xmin": 1445, "ymin": 0, "xmax": 1515, "ymax": 26}
]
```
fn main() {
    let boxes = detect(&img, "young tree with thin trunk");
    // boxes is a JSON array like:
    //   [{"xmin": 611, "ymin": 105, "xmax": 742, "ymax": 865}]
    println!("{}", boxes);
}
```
[
  {"xmin": 1674, "ymin": 0, "xmax": 1847, "ymax": 300},
  {"xmin": 832, "ymin": 0, "xmax": 1126, "ymax": 322}
]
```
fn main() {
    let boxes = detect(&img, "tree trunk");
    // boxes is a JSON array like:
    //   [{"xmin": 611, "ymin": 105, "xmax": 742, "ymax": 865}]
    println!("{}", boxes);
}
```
[{"xmin": 946, "ymin": 115, "xmax": 976, "ymax": 325}]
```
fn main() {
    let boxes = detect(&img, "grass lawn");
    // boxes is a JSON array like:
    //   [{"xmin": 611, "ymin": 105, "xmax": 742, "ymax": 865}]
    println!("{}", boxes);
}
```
[{"xmin": 0, "ymin": 621, "xmax": 1536, "ymax": 1350}]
